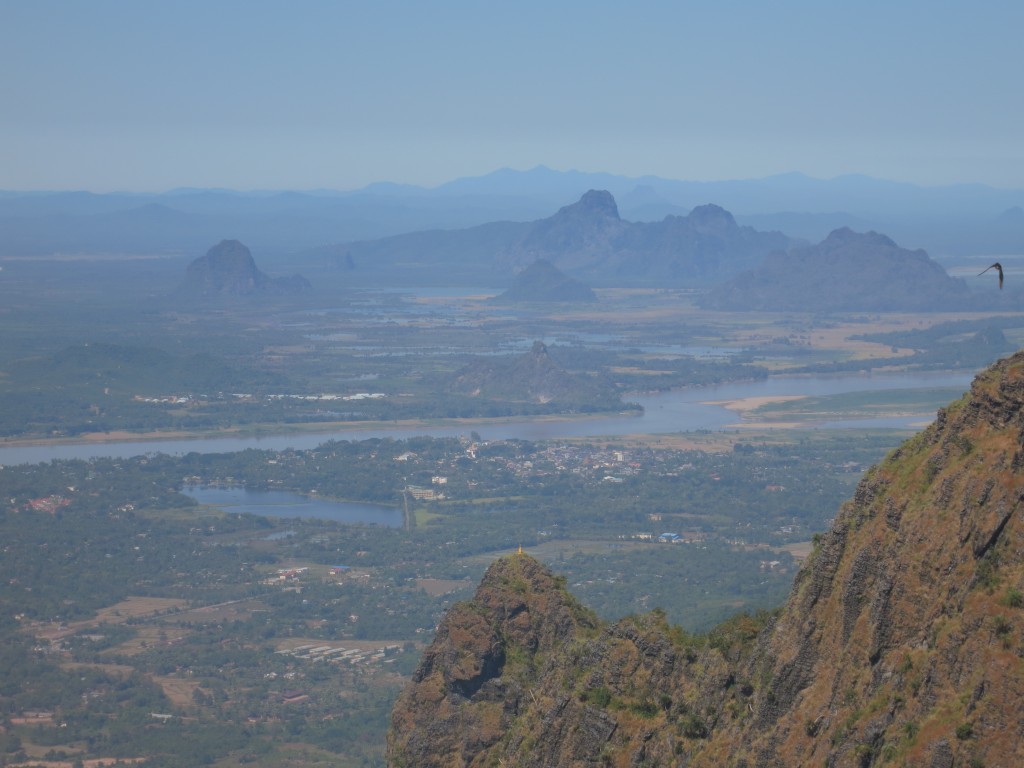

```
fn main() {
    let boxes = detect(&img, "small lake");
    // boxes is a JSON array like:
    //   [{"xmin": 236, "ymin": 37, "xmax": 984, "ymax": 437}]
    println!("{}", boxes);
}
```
[
  {"xmin": 0, "ymin": 370, "xmax": 975, "ymax": 465},
  {"xmin": 182, "ymin": 486, "xmax": 403, "ymax": 528}
]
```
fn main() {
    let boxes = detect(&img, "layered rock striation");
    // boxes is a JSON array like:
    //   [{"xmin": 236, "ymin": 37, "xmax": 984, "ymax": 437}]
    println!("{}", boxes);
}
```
[{"xmin": 390, "ymin": 351, "xmax": 1024, "ymax": 767}]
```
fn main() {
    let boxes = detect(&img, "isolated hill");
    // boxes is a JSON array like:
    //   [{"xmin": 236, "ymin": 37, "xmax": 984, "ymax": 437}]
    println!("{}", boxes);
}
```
[
  {"xmin": 390, "ymin": 349, "xmax": 1024, "ymax": 767},
  {"xmin": 181, "ymin": 239, "xmax": 310, "ymax": 296},
  {"xmin": 700, "ymin": 227, "xmax": 977, "ymax": 312},
  {"xmin": 491, "ymin": 259, "xmax": 596, "ymax": 302},
  {"xmin": 447, "ymin": 341, "xmax": 619, "ymax": 411}
]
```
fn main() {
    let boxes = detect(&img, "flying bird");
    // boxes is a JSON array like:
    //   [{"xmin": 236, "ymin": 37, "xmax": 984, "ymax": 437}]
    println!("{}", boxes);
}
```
[{"xmin": 979, "ymin": 262, "xmax": 1004, "ymax": 289}]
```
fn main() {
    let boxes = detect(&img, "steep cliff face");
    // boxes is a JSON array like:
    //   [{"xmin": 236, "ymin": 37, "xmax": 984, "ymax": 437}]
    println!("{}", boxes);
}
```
[
  {"xmin": 718, "ymin": 351, "xmax": 1024, "ymax": 767},
  {"xmin": 389, "ymin": 352, "xmax": 1024, "ymax": 768},
  {"xmin": 388, "ymin": 556, "xmax": 601, "ymax": 767},
  {"xmin": 500, "ymin": 192, "xmax": 794, "ymax": 285}
]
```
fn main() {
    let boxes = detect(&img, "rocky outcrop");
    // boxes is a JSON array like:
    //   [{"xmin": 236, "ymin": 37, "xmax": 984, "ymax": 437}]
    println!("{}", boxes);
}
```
[
  {"xmin": 389, "ymin": 350, "xmax": 1024, "ymax": 767},
  {"xmin": 502, "ymin": 194, "xmax": 794, "ymax": 285},
  {"xmin": 181, "ymin": 239, "xmax": 310, "ymax": 297},
  {"xmin": 388, "ymin": 556, "xmax": 600, "ymax": 767},
  {"xmin": 504, "ymin": 190, "xmax": 629, "ymax": 274},
  {"xmin": 700, "ymin": 227, "xmax": 976, "ymax": 312},
  {"xmin": 325, "ymin": 191, "xmax": 795, "ymax": 287}
]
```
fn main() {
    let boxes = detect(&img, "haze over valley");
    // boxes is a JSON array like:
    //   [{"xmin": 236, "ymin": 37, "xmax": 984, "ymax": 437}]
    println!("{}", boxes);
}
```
[
  {"xmin": 3, "ymin": 167, "xmax": 1023, "ymax": 765},
  {"xmin": 2, "ymin": 2, "xmax": 1024, "ymax": 766}
]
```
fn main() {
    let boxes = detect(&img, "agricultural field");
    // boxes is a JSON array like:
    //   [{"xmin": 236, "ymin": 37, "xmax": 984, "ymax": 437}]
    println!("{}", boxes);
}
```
[{"xmin": 1, "ymin": 428, "xmax": 902, "ymax": 766}]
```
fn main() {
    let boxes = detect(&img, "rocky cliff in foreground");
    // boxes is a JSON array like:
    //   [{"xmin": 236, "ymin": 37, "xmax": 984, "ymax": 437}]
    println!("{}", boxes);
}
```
[{"xmin": 389, "ymin": 352, "xmax": 1024, "ymax": 767}]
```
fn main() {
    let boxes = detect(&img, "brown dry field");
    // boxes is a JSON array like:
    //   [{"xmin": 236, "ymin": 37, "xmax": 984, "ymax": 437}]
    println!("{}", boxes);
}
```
[
  {"xmin": 31, "ymin": 597, "xmax": 188, "ymax": 641},
  {"xmin": 734, "ymin": 311, "xmax": 1018, "ymax": 360},
  {"xmin": 10, "ymin": 758, "xmax": 146, "ymax": 768},
  {"xmin": 777, "ymin": 541, "xmax": 815, "ymax": 562},
  {"xmin": 9, "ymin": 713, "xmax": 55, "ymax": 726},
  {"xmin": 60, "ymin": 661, "xmax": 135, "ymax": 677},
  {"xmin": 172, "ymin": 598, "xmax": 269, "ymax": 624},
  {"xmin": 105, "ymin": 625, "xmax": 192, "ymax": 656},
  {"xmin": 91, "ymin": 596, "xmax": 187, "ymax": 622},
  {"xmin": 151, "ymin": 675, "xmax": 204, "ymax": 708}
]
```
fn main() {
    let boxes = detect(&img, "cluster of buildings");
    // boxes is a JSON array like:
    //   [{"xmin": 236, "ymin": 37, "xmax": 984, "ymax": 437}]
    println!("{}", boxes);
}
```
[
  {"xmin": 265, "ymin": 392, "xmax": 387, "ymax": 402},
  {"xmin": 631, "ymin": 531, "xmax": 707, "ymax": 544},
  {"xmin": 135, "ymin": 391, "xmax": 388, "ymax": 405},
  {"xmin": 274, "ymin": 642, "xmax": 401, "ymax": 667},
  {"xmin": 24, "ymin": 494, "xmax": 71, "ymax": 514},
  {"xmin": 510, "ymin": 444, "xmax": 644, "ymax": 478}
]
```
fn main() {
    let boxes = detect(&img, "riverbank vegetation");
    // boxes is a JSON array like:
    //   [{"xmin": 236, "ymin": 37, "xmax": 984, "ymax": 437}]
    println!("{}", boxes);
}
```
[
  {"xmin": 3, "ymin": 253, "xmax": 1024, "ymax": 766},
  {"xmin": 2, "ymin": 258, "xmax": 1019, "ymax": 442}
]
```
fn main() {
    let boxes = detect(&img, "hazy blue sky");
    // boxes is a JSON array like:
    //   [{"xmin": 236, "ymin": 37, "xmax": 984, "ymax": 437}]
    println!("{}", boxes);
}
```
[{"xmin": 2, "ymin": 0, "xmax": 1022, "ymax": 192}]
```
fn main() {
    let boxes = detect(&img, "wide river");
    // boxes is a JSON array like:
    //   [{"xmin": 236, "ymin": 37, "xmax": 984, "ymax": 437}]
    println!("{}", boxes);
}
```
[{"xmin": 0, "ymin": 371, "xmax": 974, "ymax": 466}]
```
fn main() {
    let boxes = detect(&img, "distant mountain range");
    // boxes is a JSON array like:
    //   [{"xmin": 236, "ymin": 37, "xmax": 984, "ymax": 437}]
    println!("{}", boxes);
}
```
[
  {"xmin": 1, "ymin": 167, "xmax": 1022, "ymax": 260},
  {"xmin": 321, "ymin": 190, "xmax": 797, "ymax": 287},
  {"xmin": 169, "ymin": 198, "xmax": 1023, "ymax": 309}
]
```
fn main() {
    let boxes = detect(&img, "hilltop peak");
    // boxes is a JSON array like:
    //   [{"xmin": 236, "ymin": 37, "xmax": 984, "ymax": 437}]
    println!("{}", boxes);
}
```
[
  {"xmin": 573, "ymin": 189, "xmax": 620, "ymax": 219},
  {"xmin": 539, "ymin": 189, "xmax": 622, "ymax": 228},
  {"xmin": 389, "ymin": 555, "xmax": 597, "ymax": 766},
  {"xmin": 688, "ymin": 202, "xmax": 736, "ymax": 229},
  {"xmin": 821, "ymin": 226, "xmax": 898, "ymax": 249},
  {"xmin": 180, "ymin": 239, "xmax": 310, "ymax": 297},
  {"xmin": 390, "ymin": 350, "xmax": 1024, "ymax": 767}
]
